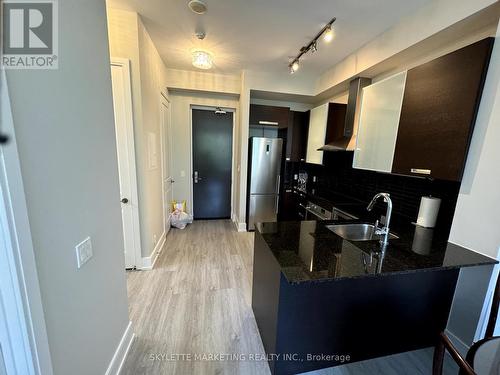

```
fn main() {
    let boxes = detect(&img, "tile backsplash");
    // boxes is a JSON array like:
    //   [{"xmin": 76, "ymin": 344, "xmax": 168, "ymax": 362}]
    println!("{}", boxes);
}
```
[{"xmin": 287, "ymin": 152, "xmax": 461, "ymax": 232}]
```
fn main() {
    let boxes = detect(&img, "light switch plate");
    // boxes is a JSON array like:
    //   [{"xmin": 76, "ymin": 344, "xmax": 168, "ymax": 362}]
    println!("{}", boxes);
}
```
[{"xmin": 75, "ymin": 237, "xmax": 93, "ymax": 269}]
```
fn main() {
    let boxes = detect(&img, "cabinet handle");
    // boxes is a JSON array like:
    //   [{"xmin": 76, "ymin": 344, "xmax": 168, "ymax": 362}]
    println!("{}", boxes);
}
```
[
  {"xmin": 411, "ymin": 168, "xmax": 431, "ymax": 175},
  {"xmin": 259, "ymin": 121, "xmax": 279, "ymax": 126}
]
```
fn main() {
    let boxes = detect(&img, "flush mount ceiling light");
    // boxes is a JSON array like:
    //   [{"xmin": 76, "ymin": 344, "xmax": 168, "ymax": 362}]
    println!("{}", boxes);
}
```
[
  {"xmin": 188, "ymin": 0, "xmax": 207, "ymax": 14},
  {"xmin": 288, "ymin": 17, "xmax": 336, "ymax": 74},
  {"xmin": 192, "ymin": 50, "xmax": 213, "ymax": 69}
]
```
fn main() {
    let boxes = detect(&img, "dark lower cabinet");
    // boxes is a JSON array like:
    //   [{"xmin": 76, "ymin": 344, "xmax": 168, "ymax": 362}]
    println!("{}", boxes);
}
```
[
  {"xmin": 253, "ymin": 231, "xmax": 460, "ymax": 375},
  {"xmin": 278, "ymin": 190, "xmax": 299, "ymax": 221},
  {"xmin": 392, "ymin": 37, "xmax": 494, "ymax": 181}
]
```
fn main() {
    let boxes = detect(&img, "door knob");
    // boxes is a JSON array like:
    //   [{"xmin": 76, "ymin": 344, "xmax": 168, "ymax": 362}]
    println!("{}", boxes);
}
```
[{"xmin": 121, "ymin": 198, "xmax": 129, "ymax": 204}]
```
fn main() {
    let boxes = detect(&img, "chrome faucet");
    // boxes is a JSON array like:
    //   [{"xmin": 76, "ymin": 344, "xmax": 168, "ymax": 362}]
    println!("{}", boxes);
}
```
[{"xmin": 367, "ymin": 193, "xmax": 393, "ymax": 245}]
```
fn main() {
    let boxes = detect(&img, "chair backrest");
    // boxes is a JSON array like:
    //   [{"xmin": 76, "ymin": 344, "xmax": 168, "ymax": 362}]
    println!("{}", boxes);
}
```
[{"xmin": 485, "ymin": 269, "xmax": 500, "ymax": 338}]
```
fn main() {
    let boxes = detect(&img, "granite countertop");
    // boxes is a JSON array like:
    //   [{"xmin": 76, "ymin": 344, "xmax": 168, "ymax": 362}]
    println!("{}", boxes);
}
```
[{"xmin": 256, "ymin": 218, "xmax": 497, "ymax": 284}]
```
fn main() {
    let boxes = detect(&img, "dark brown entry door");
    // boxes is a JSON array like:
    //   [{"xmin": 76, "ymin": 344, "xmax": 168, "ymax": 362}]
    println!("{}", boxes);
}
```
[{"xmin": 192, "ymin": 109, "xmax": 233, "ymax": 219}]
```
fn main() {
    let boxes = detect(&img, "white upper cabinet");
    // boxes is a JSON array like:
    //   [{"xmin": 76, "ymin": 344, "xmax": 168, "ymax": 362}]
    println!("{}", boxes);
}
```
[
  {"xmin": 306, "ymin": 103, "xmax": 329, "ymax": 165},
  {"xmin": 353, "ymin": 71, "xmax": 407, "ymax": 173}
]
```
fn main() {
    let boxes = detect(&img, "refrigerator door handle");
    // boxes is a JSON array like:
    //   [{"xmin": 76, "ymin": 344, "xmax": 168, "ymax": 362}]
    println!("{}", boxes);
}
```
[{"xmin": 275, "ymin": 174, "xmax": 281, "ymax": 214}]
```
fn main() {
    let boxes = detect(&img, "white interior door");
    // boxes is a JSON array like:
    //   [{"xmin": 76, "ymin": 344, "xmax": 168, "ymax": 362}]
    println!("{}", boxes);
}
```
[
  {"xmin": 110, "ymin": 59, "xmax": 141, "ymax": 269},
  {"xmin": 0, "ymin": 70, "xmax": 53, "ymax": 375},
  {"xmin": 160, "ymin": 97, "xmax": 173, "ymax": 233}
]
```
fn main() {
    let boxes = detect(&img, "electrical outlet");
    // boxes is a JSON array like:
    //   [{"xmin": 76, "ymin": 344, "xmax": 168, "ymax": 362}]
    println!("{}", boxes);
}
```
[
  {"xmin": 75, "ymin": 237, "xmax": 93, "ymax": 269},
  {"xmin": 153, "ymin": 234, "xmax": 157, "ymax": 246}
]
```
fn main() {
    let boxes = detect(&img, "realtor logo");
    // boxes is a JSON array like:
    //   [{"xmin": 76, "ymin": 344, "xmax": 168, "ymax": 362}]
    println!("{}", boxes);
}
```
[{"xmin": 1, "ymin": 0, "xmax": 58, "ymax": 69}]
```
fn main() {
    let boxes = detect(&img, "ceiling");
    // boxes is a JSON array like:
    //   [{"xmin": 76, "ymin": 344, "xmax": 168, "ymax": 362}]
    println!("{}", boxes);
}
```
[{"xmin": 107, "ymin": 0, "xmax": 433, "ymax": 80}]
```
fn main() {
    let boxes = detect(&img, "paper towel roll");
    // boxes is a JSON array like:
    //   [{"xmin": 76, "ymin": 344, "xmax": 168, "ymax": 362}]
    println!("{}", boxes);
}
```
[{"xmin": 416, "ymin": 196, "xmax": 441, "ymax": 228}]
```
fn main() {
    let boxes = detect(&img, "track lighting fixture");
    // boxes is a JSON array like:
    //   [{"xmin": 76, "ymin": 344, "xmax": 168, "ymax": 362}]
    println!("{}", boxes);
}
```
[{"xmin": 288, "ymin": 17, "xmax": 336, "ymax": 74}]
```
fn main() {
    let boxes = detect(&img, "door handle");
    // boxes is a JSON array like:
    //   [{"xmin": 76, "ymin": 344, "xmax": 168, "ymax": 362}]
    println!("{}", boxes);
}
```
[
  {"xmin": 121, "ymin": 198, "xmax": 129, "ymax": 204},
  {"xmin": 194, "ymin": 171, "xmax": 203, "ymax": 183},
  {"xmin": 258, "ymin": 121, "xmax": 279, "ymax": 126},
  {"xmin": 411, "ymin": 168, "xmax": 431, "ymax": 175}
]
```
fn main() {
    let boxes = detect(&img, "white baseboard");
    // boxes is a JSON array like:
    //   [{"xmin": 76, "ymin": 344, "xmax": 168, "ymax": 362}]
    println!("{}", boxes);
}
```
[
  {"xmin": 105, "ymin": 321, "xmax": 135, "ymax": 375},
  {"xmin": 445, "ymin": 328, "xmax": 470, "ymax": 356},
  {"xmin": 140, "ymin": 231, "xmax": 166, "ymax": 270},
  {"xmin": 231, "ymin": 214, "xmax": 247, "ymax": 232}
]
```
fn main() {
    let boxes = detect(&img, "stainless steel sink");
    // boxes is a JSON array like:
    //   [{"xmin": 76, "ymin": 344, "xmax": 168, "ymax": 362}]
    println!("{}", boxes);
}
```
[{"xmin": 326, "ymin": 223, "xmax": 399, "ymax": 242}]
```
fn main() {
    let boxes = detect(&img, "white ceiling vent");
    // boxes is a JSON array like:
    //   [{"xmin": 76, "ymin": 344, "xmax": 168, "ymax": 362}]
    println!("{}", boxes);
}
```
[{"xmin": 188, "ymin": 0, "xmax": 207, "ymax": 14}]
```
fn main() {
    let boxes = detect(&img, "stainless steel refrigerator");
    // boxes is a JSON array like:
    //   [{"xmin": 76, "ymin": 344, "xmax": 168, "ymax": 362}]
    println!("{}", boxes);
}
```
[{"xmin": 247, "ymin": 137, "xmax": 283, "ymax": 230}]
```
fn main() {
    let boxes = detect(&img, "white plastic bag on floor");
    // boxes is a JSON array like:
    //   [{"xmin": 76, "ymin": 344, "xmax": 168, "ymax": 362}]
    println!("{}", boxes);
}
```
[{"xmin": 170, "ymin": 210, "xmax": 193, "ymax": 229}]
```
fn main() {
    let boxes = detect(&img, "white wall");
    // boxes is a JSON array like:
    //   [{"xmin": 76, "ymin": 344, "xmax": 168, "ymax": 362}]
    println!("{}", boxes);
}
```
[
  {"xmin": 5, "ymin": 1, "xmax": 130, "ymax": 374},
  {"xmin": 249, "ymin": 98, "xmax": 313, "ymax": 112},
  {"xmin": 137, "ymin": 17, "xmax": 169, "ymax": 257},
  {"xmin": 107, "ymin": 8, "xmax": 143, "ymax": 143},
  {"xmin": 166, "ymin": 68, "xmax": 240, "ymax": 95},
  {"xmin": 245, "ymin": 70, "xmax": 316, "ymax": 97},
  {"xmin": 107, "ymin": 8, "xmax": 169, "ymax": 258},
  {"xmin": 169, "ymin": 91, "xmax": 240, "ymax": 219}
]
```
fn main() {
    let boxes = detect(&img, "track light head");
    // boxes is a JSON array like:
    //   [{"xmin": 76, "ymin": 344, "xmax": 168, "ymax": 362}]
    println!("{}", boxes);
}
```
[
  {"xmin": 289, "ymin": 60, "xmax": 300, "ymax": 74},
  {"xmin": 323, "ymin": 26, "xmax": 334, "ymax": 43}
]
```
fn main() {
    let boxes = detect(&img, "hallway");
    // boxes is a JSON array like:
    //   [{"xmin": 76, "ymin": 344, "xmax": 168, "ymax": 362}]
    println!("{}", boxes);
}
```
[{"xmin": 122, "ymin": 220, "xmax": 270, "ymax": 375}]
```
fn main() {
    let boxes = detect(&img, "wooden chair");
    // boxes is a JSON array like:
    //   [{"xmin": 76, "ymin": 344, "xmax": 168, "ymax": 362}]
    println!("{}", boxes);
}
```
[{"xmin": 433, "ymin": 271, "xmax": 500, "ymax": 375}]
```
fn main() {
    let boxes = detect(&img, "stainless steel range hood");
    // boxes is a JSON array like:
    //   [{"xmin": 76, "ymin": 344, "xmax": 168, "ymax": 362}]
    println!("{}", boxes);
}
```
[{"xmin": 318, "ymin": 77, "xmax": 372, "ymax": 151}]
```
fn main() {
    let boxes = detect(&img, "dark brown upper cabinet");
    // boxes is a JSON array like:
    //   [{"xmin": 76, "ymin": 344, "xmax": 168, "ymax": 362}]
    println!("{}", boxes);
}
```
[
  {"xmin": 249, "ymin": 104, "xmax": 290, "ymax": 129},
  {"xmin": 391, "ymin": 38, "xmax": 493, "ymax": 181},
  {"xmin": 286, "ymin": 110, "xmax": 310, "ymax": 162}
]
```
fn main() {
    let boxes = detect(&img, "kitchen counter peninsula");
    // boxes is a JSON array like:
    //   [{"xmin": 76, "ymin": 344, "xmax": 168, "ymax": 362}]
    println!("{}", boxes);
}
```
[{"xmin": 252, "ymin": 220, "xmax": 496, "ymax": 374}]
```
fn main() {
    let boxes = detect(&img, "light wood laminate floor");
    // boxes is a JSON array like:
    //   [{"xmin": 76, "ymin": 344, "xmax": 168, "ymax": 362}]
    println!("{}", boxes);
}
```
[
  {"xmin": 122, "ymin": 220, "xmax": 458, "ymax": 375},
  {"xmin": 122, "ymin": 220, "xmax": 270, "ymax": 375}
]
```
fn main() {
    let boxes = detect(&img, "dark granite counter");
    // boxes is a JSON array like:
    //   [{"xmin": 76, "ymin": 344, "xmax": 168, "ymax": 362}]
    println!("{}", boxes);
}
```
[{"xmin": 256, "ymin": 219, "xmax": 496, "ymax": 283}]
